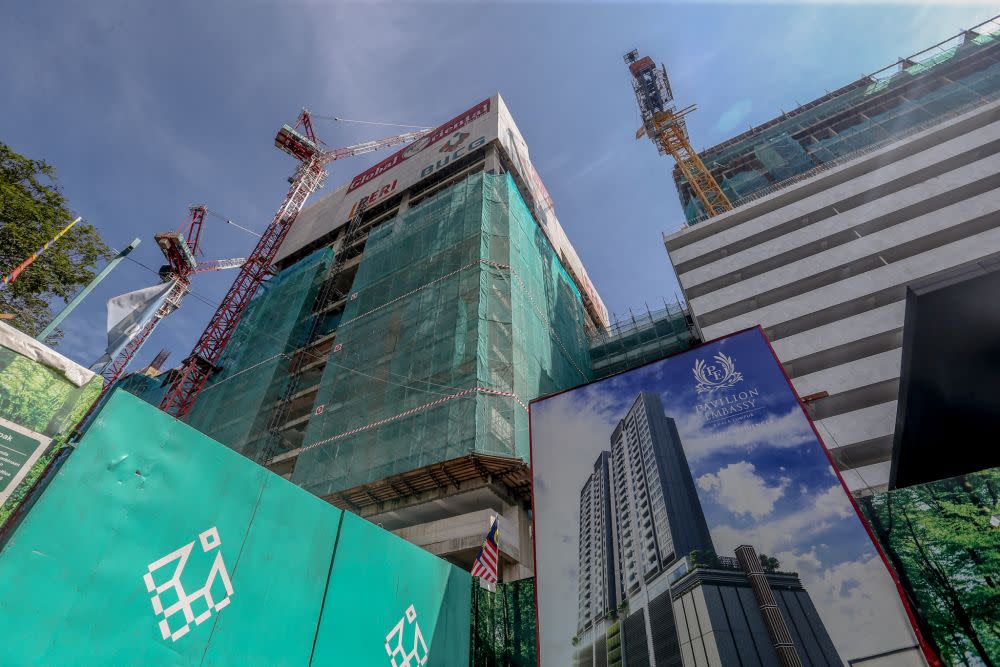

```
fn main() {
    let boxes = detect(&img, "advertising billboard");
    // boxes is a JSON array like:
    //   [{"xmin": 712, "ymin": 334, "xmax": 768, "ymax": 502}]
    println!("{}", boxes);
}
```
[
  {"xmin": 861, "ymin": 467, "xmax": 1000, "ymax": 666},
  {"xmin": 0, "ymin": 322, "xmax": 103, "ymax": 526},
  {"xmin": 530, "ymin": 328, "xmax": 931, "ymax": 667},
  {"xmin": 274, "ymin": 94, "xmax": 609, "ymax": 327},
  {"xmin": 0, "ymin": 391, "xmax": 470, "ymax": 666}
]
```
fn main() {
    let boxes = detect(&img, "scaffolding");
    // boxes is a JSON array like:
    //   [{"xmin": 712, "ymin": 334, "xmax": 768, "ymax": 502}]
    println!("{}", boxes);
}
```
[
  {"xmin": 678, "ymin": 17, "xmax": 1000, "ymax": 223},
  {"xmin": 185, "ymin": 248, "xmax": 333, "ymax": 457},
  {"xmin": 588, "ymin": 303, "xmax": 694, "ymax": 379},
  {"xmin": 288, "ymin": 172, "xmax": 592, "ymax": 498}
]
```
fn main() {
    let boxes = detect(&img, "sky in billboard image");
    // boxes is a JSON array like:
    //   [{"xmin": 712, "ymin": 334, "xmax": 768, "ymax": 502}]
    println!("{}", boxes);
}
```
[{"xmin": 530, "ymin": 328, "xmax": 923, "ymax": 666}]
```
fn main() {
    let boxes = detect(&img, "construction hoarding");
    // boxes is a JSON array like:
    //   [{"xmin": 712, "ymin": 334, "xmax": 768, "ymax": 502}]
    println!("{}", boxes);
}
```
[
  {"xmin": 275, "ymin": 94, "xmax": 609, "ymax": 328},
  {"xmin": 0, "ymin": 322, "xmax": 102, "ymax": 524},
  {"xmin": 860, "ymin": 467, "xmax": 1000, "ymax": 666},
  {"xmin": 529, "ymin": 328, "xmax": 932, "ymax": 667},
  {"xmin": 0, "ymin": 391, "xmax": 470, "ymax": 666}
]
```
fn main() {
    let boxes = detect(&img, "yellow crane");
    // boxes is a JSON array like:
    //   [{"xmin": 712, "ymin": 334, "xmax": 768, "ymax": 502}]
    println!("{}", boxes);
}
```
[{"xmin": 625, "ymin": 50, "xmax": 733, "ymax": 218}]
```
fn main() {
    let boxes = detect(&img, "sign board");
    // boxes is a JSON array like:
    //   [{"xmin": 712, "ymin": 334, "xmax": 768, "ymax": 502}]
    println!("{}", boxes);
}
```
[
  {"xmin": 0, "ymin": 418, "xmax": 50, "ymax": 506},
  {"xmin": 0, "ymin": 327, "xmax": 102, "ymax": 525},
  {"xmin": 529, "ymin": 328, "xmax": 933, "ymax": 667},
  {"xmin": 0, "ymin": 391, "xmax": 470, "ymax": 666},
  {"xmin": 275, "ymin": 93, "xmax": 609, "ymax": 327}
]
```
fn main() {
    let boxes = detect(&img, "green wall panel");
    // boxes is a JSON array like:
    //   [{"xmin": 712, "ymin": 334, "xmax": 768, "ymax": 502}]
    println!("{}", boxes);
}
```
[
  {"xmin": 0, "ymin": 391, "xmax": 470, "ymax": 666},
  {"xmin": 315, "ymin": 511, "xmax": 472, "ymax": 667}
]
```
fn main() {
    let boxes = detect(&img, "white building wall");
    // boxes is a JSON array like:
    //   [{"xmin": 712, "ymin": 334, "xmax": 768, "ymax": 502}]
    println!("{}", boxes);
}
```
[{"xmin": 664, "ymin": 99, "xmax": 1000, "ymax": 494}]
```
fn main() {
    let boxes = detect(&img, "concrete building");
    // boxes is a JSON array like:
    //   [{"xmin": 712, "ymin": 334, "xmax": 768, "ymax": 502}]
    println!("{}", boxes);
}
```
[
  {"xmin": 575, "ymin": 393, "xmax": 839, "ymax": 667},
  {"xmin": 664, "ymin": 20, "xmax": 1000, "ymax": 494},
  {"xmin": 670, "ymin": 548, "xmax": 841, "ymax": 667},
  {"xmin": 182, "ymin": 94, "xmax": 608, "ymax": 581},
  {"xmin": 578, "ymin": 452, "xmax": 617, "ymax": 633}
]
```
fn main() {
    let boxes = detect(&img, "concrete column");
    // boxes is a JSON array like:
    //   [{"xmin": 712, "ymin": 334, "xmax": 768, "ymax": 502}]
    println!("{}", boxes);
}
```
[{"xmin": 485, "ymin": 144, "xmax": 501, "ymax": 175}]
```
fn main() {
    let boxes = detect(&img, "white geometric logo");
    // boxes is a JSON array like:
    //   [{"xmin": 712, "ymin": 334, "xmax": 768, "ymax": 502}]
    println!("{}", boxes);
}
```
[
  {"xmin": 385, "ymin": 604, "xmax": 429, "ymax": 667},
  {"xmin": 143, "ymin": 527, "xmax": 234, "ymax": 642},
  {"xmin": 693, "ymin": 352, "xmax": 744, "ymax": 394}
]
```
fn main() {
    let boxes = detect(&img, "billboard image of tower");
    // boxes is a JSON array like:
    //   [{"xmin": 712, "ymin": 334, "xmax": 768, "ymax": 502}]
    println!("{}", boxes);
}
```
[
  {"xmin": 533, "ymin": 328, "xmax": 930, "ymax": 667},
  {"xmin": 573, "ymin": 391, "xmax": 839, "ymax": 667}
]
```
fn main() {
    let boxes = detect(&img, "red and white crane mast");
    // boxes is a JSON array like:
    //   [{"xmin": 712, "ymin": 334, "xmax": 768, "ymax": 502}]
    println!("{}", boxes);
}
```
[{"xmin": 159, "ymin": 112, "xmax": 432, "ymax": 419}]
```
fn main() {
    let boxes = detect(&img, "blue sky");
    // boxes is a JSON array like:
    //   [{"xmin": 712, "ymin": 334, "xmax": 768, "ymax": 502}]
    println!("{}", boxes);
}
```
[
  {"xmin": 530, "ymin": 329, "xmax": 917, "ymax": 662},
  {"xmin": 1, "ymin": 3, "xmax": 994, "ymax": 370}
]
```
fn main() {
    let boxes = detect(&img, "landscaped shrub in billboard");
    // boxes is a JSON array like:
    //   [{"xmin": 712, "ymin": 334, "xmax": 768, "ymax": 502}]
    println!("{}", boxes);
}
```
[
  {"xmin": 0, "ymin": 323, "xmax": 102, "ymax": 526},
  {"xmin": 530, "ymin": 328, "xmax": 932, "ymax": 666},
  {"xmin": 861, "ymin": 468, "xmax": 1000, "ymax": 666}
]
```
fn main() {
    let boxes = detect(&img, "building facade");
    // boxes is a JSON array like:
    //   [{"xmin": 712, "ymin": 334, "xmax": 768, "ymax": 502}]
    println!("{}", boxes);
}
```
[
  {"xmin": 575, "ymin": 392, "xmax": 840, "ymax": 667},
  {"xmin": 664, "ymin": 20, "xmax": 1000, "ymax": 494},
  {"xmin": 578, "ymin": 451, "xmax": 617, "ymax": 633},
  {"xmin": 182, "ymin": 95, "xmax": 607, "ymax": 580}
]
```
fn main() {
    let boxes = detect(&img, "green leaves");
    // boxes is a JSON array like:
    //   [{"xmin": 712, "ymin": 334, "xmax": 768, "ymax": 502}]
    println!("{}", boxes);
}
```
[
  {"xmin": 0, "ymin": 143, "xmax": 111, "ymax": 337},
  {"xmin": 862, "ymin": 470, "xmax": 1000, "ymax": 664}
]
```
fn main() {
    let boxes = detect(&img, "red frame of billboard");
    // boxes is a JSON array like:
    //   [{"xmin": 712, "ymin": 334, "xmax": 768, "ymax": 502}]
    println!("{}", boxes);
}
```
[{"xmin": 525, "ymin": 325, "xmax": 941, "ymax": 667}]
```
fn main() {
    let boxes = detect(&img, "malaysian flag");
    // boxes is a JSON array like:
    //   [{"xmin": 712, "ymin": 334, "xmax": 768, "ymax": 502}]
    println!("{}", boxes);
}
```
[{"xmin": 471, "ymin": 515, "xmax": 500, "ymax": 592}]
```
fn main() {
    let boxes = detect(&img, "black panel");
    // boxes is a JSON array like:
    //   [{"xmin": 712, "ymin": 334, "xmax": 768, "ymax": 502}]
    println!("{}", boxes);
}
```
[
  {"xmin": 595, "ymin": 635, "xmax": 608, "ymax": 667},
  {"xmin": 648, "ymin": 589, "xmax": 683, "ymax": 667},
  {"xmin": 577, "ymin": 646, "xmax": 594, "ymax": 667},
  {"xmin": 623, "ymin": 609, "xmax": 652, "ymax": 667},
  {"xmin": 892, "ymin": 259, "xmax": 1000, "ymax": 487}
]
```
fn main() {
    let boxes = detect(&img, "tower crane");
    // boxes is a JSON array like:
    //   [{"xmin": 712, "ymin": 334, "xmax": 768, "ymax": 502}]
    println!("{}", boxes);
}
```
[
  {"xmin": 158, "ymin": 112, "xmax": 433, "ymax": 420},
  {"xmin": 89, "ymin": 206, "xmax": 244, "ymax": 401},
  {"xmin": 625, "ymin": 50, "xmax": 733, "ymax": 218}
]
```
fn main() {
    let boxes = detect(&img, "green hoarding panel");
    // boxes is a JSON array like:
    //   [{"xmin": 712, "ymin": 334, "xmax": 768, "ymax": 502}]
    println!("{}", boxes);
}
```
[
  {"xmin": 0, "ymin": 391, "xmax": 471, "ymax": 666},
  {"xmin": 315, "ymin": 511, "xmax": 472, "ymax": 667}
]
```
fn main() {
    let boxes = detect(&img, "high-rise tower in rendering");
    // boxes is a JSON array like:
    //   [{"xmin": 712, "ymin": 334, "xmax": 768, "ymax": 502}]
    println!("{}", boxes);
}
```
[{"xmin": 575, "ymin": 392, "xmax": 840, "ymax": 667}]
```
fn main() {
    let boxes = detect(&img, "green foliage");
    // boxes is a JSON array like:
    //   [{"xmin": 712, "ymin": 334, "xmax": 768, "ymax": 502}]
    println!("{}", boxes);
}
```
[
  {"xmin": 0, "ymin": 350, "xmax": 102, "ymax": 435},
  {"xmin": 759, "ymin": 553, "xmax": 781, "ymax": 573},
  {"xmin": 861, "ymin": 470, "xmax": 1000, "ymax": 666},
  {"xmin": 689, "ymin": 548, "xmax": 723, "ymax": 569},
  {"xmin": 471, "ymin": 578, "xmax": 537, "ymax": 666},
  {"xmin": 0, "ymin": 349, "xmax": 102, "ymax": 524},
  {"xmin": 0, "ymin": 142, "xmax": 111, "ymax": 337}
]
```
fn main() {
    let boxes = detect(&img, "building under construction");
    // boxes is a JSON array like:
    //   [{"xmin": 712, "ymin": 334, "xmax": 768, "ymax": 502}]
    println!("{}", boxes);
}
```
[
  {"xmin": 665, "ymin": 17, "xmax": 1000, "ymax": 494},
  {"xmin": 673, "ymin": 19, "xmax": 1000, "ymax": 223},
  {"xmin": 177, "ymin": 95, "xmax": 636, "ymax": 580}
]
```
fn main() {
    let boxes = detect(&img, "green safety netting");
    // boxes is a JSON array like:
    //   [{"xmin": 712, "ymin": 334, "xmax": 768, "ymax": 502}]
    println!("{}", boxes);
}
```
[
  {"xmin": 186, "ymin": 247, "xmax": 333, "ymax": 458},
  {"xmin": 588, "ymin": 304, "xmax": 694, "ymax": 379},
  {"xmin": 678, "ymin": 26, "xmax": 1000, "ymax": 222},
  {"xmin": 291, "ymin": 172, "xmax": 591, "ymax": 497}
]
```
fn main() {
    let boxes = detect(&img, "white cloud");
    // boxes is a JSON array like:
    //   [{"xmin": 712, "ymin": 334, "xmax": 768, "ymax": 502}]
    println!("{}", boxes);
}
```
[
  {"xmin": 709, "ymin": 483, "xmax": 855, "ymax": 557},
  {"xmin": 697, "ymin": 461, "xmax": 789, "ymax": 519},
  {"xmin": 669, "ymin": 404, "xmax": 816, "ymax": 461},
  {"xmin": 715, "ymin": 98, "xmax": 753, "ymax": 133},
  {"xmin": 774, "ymin": 549, "xmax": 920, "ymax": 661}
]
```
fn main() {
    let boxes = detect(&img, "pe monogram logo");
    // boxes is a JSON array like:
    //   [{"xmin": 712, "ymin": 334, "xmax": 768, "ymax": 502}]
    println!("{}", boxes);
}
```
[
  {"xmin": 693, "ymin": 351, "xmax": 744, "ymax": 394},
  {"xmin": 143, "ymin": 527, "xmax": 234, "ymax": 642},
  {"xmin": 385, "ymin": 604, "xmax": 429, "ymax": 667}
]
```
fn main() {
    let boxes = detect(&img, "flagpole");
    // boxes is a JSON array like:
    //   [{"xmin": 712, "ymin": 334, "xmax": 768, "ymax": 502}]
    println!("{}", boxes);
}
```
[
  {"xmin": 36, "ymin": 238, "xmax": 141, "ymax": 341},
  {"xmin": 1, "ymin": 217, "xmax": 82, "ymax": 289}
]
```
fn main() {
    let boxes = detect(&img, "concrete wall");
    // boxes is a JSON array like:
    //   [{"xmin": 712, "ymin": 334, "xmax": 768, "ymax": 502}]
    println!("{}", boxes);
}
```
[{"xmin": 664, "ymin": 99, "xmax": 1000, "ymax": 494}]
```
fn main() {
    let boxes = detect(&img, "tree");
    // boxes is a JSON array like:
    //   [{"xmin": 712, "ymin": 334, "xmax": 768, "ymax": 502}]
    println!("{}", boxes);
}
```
[
  {"xmin": 0, "ymin": 143, "xmax": 110, "ymax": 338},
  {"xmin": 758, "ymin": 553, "xmax": 781, "ymax": 573}
]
